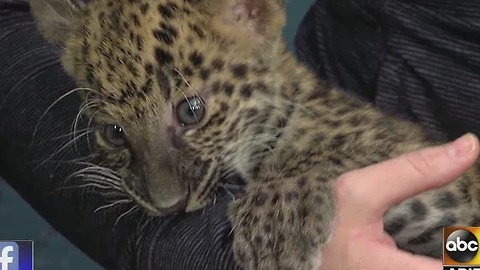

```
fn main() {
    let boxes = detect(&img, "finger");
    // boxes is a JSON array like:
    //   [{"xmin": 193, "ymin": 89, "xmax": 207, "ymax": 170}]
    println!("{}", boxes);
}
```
[
  {"xmin": 335, "ymin": 133, "xmax": 479, "ymax": 223},
  {"xmin": 350, "ymin": 240, "xmax": 442, "ymax": 270}
]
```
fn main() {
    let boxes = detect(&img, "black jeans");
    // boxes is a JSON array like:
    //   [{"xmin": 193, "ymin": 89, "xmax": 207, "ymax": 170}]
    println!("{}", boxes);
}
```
[{"xmin": 295, "ymin": 0, "xmax": 480, "ymax": 140}]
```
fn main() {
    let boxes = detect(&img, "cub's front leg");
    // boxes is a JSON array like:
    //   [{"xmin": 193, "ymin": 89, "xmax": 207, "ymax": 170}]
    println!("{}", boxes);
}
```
[{"xmin": 228, "ymin": 174, "xmax": 335, "ymax": 270}]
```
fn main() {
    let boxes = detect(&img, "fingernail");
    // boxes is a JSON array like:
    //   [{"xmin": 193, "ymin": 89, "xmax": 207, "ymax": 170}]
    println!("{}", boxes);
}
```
[{"xmin": 449, "ymin": 133, "xmax": 477, "ymax": 158}]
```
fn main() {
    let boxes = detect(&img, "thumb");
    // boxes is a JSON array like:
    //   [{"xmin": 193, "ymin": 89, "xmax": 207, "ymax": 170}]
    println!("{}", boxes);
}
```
[{"xmin": 336, "ymin": 133, "xmax": 479, "ymax": 224}]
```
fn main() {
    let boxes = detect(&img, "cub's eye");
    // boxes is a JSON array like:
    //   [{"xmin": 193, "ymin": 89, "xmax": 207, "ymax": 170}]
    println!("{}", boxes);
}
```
[
  {"xmin": 176, "ymin": 97, "xmax": 205, "ymax": 126},
  {"xmin": 102, "ymin": 124, "xmax": 127, "ymax": 147}
]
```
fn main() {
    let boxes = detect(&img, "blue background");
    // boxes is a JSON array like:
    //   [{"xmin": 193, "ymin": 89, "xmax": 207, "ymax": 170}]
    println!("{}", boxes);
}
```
[
  {"xmin": 18, "ymin": 241, "xmax": 33, "ymax": 270},
  {"xmin": 0, "ymin": 1, "xmax": 316, "ymax": 269}
]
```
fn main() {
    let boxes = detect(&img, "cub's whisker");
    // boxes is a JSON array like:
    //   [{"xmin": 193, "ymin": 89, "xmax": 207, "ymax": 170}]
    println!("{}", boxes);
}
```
[
  {"xmin": 34, "ymin": 130, "xmax": 93, "ymax": 171},
  {"xmin": 94, "ymin": 199, "xmax": 132, "ymax": 213},
  {"xmin": 33, "ymin": 87, "xmax": 97, "ymax": 141},
  {"xmin": 114, "ymin": 205, "xmax": 139, "ymax": 227},
  {"xmin": 57, "ymin": 182, "xmax": 120, "ymax": 191}
]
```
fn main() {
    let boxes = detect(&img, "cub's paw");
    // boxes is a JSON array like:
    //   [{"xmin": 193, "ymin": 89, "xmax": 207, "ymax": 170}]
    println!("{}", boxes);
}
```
[{"xmin": 228, "ymin": 180, "xmax": 334, "ymax": 270}]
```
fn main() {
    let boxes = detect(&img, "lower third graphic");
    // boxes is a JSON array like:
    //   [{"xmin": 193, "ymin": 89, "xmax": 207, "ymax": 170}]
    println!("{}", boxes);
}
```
[{"xmin": 0, "ymin": 241, "xmax": 33, "ymax": 270}]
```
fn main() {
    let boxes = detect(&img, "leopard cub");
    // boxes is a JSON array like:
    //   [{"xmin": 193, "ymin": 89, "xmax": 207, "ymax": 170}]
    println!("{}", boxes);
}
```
[{"xmin": 30, "ymin": 0, "xmax": 480, "ymax": 269}]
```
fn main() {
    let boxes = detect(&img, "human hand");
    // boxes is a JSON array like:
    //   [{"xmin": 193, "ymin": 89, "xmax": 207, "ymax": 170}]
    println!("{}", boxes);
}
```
[{"xmin": 319, "ymin": 133, "xmax": 480, "ymax": 270}]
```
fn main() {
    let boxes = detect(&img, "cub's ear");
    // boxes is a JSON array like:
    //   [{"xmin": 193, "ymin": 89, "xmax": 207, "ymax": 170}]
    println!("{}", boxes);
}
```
[
  {"xmin": 29, "ymin": 0, "xmax": 88, "ymax": 44},
  {"xmin": 203, "ymin": 0, "xmax": 286, "ymax": 47}
]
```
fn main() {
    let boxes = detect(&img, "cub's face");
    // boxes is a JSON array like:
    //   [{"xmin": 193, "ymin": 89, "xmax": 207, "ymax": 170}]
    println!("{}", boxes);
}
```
[{"xmin": 31, "ymin": 0, "xmax": 287, "ymax": 215}]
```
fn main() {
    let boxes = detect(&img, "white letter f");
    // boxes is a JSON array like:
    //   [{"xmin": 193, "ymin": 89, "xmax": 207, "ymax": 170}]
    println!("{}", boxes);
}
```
[{"xmin": 0, "ymin": 246, "xmax": 14, "ymax": 270}]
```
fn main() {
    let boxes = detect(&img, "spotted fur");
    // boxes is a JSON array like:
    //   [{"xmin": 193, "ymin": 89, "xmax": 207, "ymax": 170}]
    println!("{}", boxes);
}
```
[{"xmin": 30, "ymin": 0, "xmax": 480, "ymax": 269}]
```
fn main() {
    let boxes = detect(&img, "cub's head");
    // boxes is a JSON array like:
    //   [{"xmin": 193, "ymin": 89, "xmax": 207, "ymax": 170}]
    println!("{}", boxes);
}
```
[{"xmin": 30, "ymin": 0, "xmax": 289, "ymax": 215}]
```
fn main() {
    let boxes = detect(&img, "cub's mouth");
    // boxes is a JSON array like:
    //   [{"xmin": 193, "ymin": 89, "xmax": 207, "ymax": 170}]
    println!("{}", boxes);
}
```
[
  {"xmin": 118, "ymin": 159, "xmax": 232, "ymax": 217},
  {"xmin": 121, "ymin": 178, "xmax": 191, "ymax": 217}
]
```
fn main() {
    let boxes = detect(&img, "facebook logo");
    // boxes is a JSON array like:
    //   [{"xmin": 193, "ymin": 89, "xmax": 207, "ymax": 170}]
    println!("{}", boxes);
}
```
[
  {"xmin": 0, "ymin": 241, "xmax": 32, "ymax": 270},
  {"xmin": 0, "ymin": 242, "xmax": 18, "ymax": 270}
]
